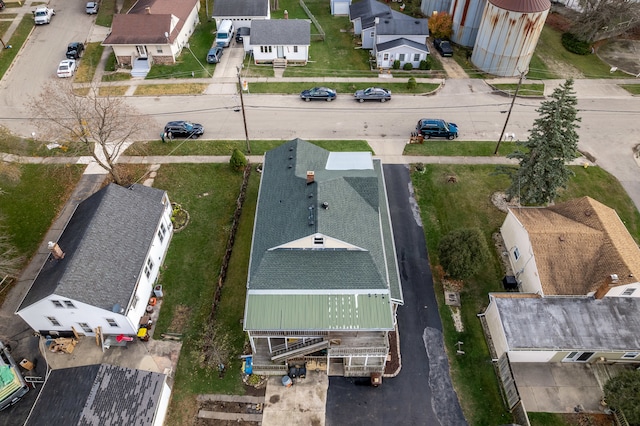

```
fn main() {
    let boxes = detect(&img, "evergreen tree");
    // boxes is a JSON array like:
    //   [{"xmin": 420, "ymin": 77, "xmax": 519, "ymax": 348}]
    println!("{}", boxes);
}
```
[
  {"xmin": 506, "ymin": 79, "xmax": 581, "ymax": 205},
  {"xmin": 438, "ymin": 228, "xmax": 489, "ymax": 279}
]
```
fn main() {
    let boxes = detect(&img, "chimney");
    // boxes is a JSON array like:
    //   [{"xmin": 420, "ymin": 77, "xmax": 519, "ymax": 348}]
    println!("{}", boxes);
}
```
[
  {"xmin": 375, "ymin": 17, "xmax": 379, "ymax": 24},
  {"xmin": 594, "ymin": 274, "xmax": 619, "ymax": 299},
  {"xmin": 145, "ymin": 6, "xmax": 151, "ymax": 14},
  {"xmin": 48, "ymin": 241, "xmax": 65, "ymax": 260},
  {"xmin": 284, "ymin": 9, "xmax": 288, "ymax": 19},
  {"xmin": 306, "ymin": 171, "xmax": 315, "ymax": 185}
]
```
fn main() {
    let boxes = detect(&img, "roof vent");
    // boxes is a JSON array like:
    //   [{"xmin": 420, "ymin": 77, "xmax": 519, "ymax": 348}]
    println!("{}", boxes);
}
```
[
  {"xmin": 289, "ymin": 156, "xmax": 293, "ymax": 160},
  {"xmin": 313, "ymin": 235, "xmax": 324, "ymax": 245},
  {"xmin": 145, "ymin": 6, "xmax": 151, "ymax": 14},
  {"xmin": 610, "ymin": 274, "xmax": 619, "ymax": 283},
  {"xmin": 289, "ymin": 146, "xmax": 294, "ymax": 151},
  {"xmin": 306, "ymin": 171, "xmax": 315, "ymax": 185},
  {"xmin": 322, "ymin": 202, "xmax": 329, "ymax": 209},
  {"xmin": 112, "ymin": 303, "xmax": 122, "ymax": 313},
  {"xmin": 47, "ymin": 241, "xmax": 65, "ymax": 260},
  {"xmin": 584, "ymin": 210, "xmax": 592, "ymax": 216}
]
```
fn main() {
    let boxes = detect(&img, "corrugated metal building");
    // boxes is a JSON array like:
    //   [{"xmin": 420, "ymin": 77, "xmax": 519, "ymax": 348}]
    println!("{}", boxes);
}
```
[
  {"xmin": 471, "ymin": 0, "xmax": 550, "ymax": 77},
  {"xmin": 450, "ymin": 0, "xmax": 487, "ymax": 47},
  {"xmin": 420, "ymin": 0, "xmax": 451, "ymax": 16}
]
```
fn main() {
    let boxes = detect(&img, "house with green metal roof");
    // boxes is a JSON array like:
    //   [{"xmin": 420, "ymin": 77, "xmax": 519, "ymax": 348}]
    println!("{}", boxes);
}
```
[{"xmin": 244, "ymin": 139, "xmax": 403, "ymax": 376}]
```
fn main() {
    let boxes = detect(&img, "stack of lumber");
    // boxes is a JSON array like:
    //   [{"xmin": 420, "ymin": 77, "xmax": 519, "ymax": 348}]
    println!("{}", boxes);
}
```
[{"xmin": 49, "ymin": 338, "xmax": 77, "ymax": 354}]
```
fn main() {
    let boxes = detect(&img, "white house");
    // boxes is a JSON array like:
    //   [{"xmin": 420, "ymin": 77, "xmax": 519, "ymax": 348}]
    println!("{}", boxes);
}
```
[
  {"xmin": 25, "ymin": 364, "xmax": 170, "ymax": 426},
  {"xmin": 16, "ymin": 184, "xmax": 173, "ymax": 338},
  {"xmin": 250, "ymin": 20, "xmax": 310, "ymax": 65},
  {"xmin": 375, "ymin": 38, "xmax": 429, "ymax": 68},
  {"xmin": 482, "ymin": 293, "xmax": 640, "ymax": 364},
  {"xmin": 500, "ymin": 197, "xmax": 640, "ymax": 298},
  {"xmin": 102, "ymin": 0, "xmax": 200, "ymax": 69},
  {"xmin": 211, "ymin": 0, "xmax": 270, "ymax": 29}
]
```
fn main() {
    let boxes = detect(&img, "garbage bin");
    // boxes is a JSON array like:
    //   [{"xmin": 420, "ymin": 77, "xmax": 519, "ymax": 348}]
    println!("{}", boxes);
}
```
[{"xmin": 154, "ymin": 285, "xmax": 163, "ymax": 298}]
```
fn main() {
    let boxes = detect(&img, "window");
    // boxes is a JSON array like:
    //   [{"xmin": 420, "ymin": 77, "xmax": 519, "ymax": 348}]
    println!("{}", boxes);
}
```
[
  {"xmin": 132, "ymin": 295, "xmax": 139, "ymax": 310},
  {"xmin": 370, "ymin": 32, "xmax": 374, "ymax": 38},
  {"xmin": 156, "ymin": 46, "xmax": 163, "ymax": 54},
  {"xmin": 622, "ymin": 352, "xmax": 639, "ymax": 359},
  {"xmin": 106, "ymin": 318, "xmax": 119, "ymax": 327},
  {"xmin": 383, "ymin": 53, "xmax": 389, "ymax": 61},
  {"xmin": 513, "ymin": 247, "xmax": 520, "ymax": 261},
  {"xmin": 260, "ymin": 46, "xmax": 273, "ymax": 53},
  {"xmin": 158, "ymin": 223, "xmax": 167, "ymax": 243},
  {"xmin": 414, "ymin": 53, "xmax": 420, "ymax": 62},
  {"xmin": 64, "ymin": 300, "xmax": 76, "ymax": 308},
  {"xmin": 293, "ymin": 46, "xmax": 298, "ymax": 53},
  {"xmin": 144, "ymin": 258, "xmax": 154, "ymax": 279},
  {"xmin": 398, "ymin": 54, "xmax": 405, "ymax": 62},
  {"xmin": 47, "ymin": 317, "xmax": 61, "ymax": 326},
  {"xmin": 78, "ymin": 323, "xmax": 92, "ymax": 333},
  {"xmin": 51, "ymin": 300, "xmax": 63, "ymax": 308},
  {"xmin": 622, "ymin": 288, "xmax": 636, "ymax": 296}
]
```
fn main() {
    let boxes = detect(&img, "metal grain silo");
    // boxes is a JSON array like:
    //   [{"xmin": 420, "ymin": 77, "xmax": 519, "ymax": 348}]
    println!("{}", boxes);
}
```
[
  {"xmin": 421, "ymin": 0, "xmax": 452, "ymax": 16},
  {"xmin": 450, "ymin": 0, "xmax": 487, "ymax": 47},
  {"xmin": 471, "ymin": 0, "xmax": 550, "ymax": 77}
]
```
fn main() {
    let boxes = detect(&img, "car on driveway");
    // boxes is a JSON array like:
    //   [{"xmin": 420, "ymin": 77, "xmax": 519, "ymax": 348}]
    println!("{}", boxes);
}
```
[
  {"xmin": 300, "ymin": 87, "xmax": 337, "ymax": 102},
  {"xmin": 34, "ymin": 7, "xmax": 55, "ymax": 25},
  {"xmin": 163, "ymin": 121, "xmax": 204, "ymax": 138},
  {"xmin": 56, "ymin": 59, "xmax": 76, "ymax": 78},
  {"xmin": 85, "ymin": 1, "xmax": 99, "ymax": 14},
  {"xmin": 434, "ymin": 38, "xmax": 453, "ymax": 57},
  {"xmin": 416, "ymin": 118, "xmax": 458, "ymax": 140},
  {"xmin": 236, "ymin": 27, "xmax": 250, "ymax": 43},
  {"xmin": 66, "ymin": 42, "xmax": 84, "ymax": 59},
  {"xmin": 354, "ymin": 87, "xmax": 391, "ymax": 103},
  {"xmin": 206, "ymin": 47, "xmax": 223, "ymax": 64}
]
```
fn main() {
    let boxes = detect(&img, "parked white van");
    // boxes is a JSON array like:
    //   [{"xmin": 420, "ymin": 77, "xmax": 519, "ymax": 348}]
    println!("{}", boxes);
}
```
[{"xmin": 215, "ymin": 20, "xmax": 234, "ymax": 48}]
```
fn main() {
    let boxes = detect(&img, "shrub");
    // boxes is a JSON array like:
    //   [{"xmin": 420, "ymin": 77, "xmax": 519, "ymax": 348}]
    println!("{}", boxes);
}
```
[
  {"xmin": 428, "ymin": 11, "xmax": 453, "ymax": 39},
  {"xmin": 604, "ymin": 370, "xmax": 640, "ymax": 424},
  {"xmin": 407, "ymin": 77, "xmax": 417, "ymax": 89},
  {"xmin": 419, "ymin": 59, "xmax": 430, "ymax": 70},
  {"xmin": 230, "ymin": 148, "xmax": 247, "ymax": 171},
  {"xmin": 438, "ymin": 228, "xmax": 489, "ymax": 279},
  {"xmin": 392, "ymin": 60, "xmax": 401, "ymax": 70},
  {"xmin": 561, "ymin": 32, "xmax": 591, "ymax": 55},
  {"xmin": 403, "ymin": 62, "xmax": 413, "ymax": 70}
]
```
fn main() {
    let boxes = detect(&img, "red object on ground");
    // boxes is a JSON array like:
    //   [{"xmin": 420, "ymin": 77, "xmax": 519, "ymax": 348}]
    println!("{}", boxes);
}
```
[
  {"xmin": 116, "ymin": 334, "xmax": 134, "ymax": 343},
  {"xmin": 148, "ymin": 297, "xmax": 157, "ymax": 306}
]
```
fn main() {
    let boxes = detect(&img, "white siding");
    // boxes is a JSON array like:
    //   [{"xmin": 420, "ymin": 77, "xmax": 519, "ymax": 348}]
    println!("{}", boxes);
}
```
[
  {"xmin": 362, "ymin": 27, "xmax": 375, "ymax": 49},
  {"xmin": 376, "ymin": 34, "xmax": 427, "ymax": 45},
  {"xmin": 331, "ymin": 0, "xmax": 351, "ymax": 15},
  {"xmin": 352, "ymin": 18, "xmax": 363, "ymax": 36},
  {"xmin": 604, "ymin": 282, "xmax": 640, "ymax": 298},
  {"xmin": 500, "ymin": 211, "xmax": 543, "ymax": 294},
  {"xmin": 376, "ymin": 45, "xmax": 426, "ymax": 68},
  {"xmin": 253, "ymin": 45, "xmax": 308, "ymax": 63},
  {"xmin": 214, "ymin": 16, "xmax": 269, "ymax": 29},
  {"xmin": 508, "ymin": 350, "xmax": 555, "ymax": 363},
  {"xmin": 152, "ymin": 381, "xmax": 172, "ymax": 426},
  {"xmin": 484, "ymin": 297, "xmax": 508, "ymax": 359}
]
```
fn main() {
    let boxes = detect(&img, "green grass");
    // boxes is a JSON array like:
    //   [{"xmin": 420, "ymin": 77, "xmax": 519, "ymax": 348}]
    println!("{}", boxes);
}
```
[
  {"xmin": 404, "ymin": 140, "xmax": 518, "ymax": 156},
  {"xmin": 0, "ymin": 16, "xmax": 33, "ymax": 81},
  {"xmin": 75, "ymin": 42, "xmax": 104, "ymax": 83},
  {"xmin": 528, "ymin": 51, "xmax": 558, "ymax": 80},
  {"xmin": 124, "ymin": 139, "xmax": 372, "ymax": 156},
  {"xmin": 0, "ymin": 164, "xmax": 85, "ymax": 259},
  {"xmin": 491, "ymin": 83, "xmax": 545, "ymax": 97},
  {"xmin": 411, "ymin": 164, "xmax": 640, "ymax": 425},
  {"xmin": 151, "ymin": 164, "xmax": 255, "ymax": 423},
  {"xmin": 533, "ymin": 26, "xmax": 629, "ymax": 79},
  {"xmin": 528, "ymin": 413, "xmax": 571, "ymax": 426},
  {"xmin": 620, "ymin": 84, "xmax": 640, "ymax": 95},
  {"xmin": 146, "ymin": 18, "xmax": 217, "ymax": 79},
  {"xmin": 101, "ymin": 72, "xmax": 131, "ymax": 82},
  {"xmin": 0, "ymin": 126, "xmax": 80, "ymax": 157},
  {"xmin": 95, "ymin": 0, "xmax": 116, "ymax": 27},
  {"xmin": 246, "ymin": 82, "xmax": 439, "ymax": 94}
]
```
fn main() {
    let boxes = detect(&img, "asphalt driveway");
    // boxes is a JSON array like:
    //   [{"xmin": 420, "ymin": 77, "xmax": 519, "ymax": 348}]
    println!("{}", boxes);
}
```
[{"xmin": 325, "ymin": 165, "xmax": 466, "ymax": 426}]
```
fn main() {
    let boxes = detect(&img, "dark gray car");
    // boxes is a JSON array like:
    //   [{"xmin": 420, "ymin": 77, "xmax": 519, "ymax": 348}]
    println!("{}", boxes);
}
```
[{"xmin": 354, "ymin": 87, "xmax": 391, "ymax": 103}]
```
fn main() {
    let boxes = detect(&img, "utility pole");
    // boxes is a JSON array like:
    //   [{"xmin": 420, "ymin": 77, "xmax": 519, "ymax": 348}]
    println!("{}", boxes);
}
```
[
  {"xmin": 236, "ymin": 66, "xmax": 251, "ymax": 154},
  {"xmin": 494, "ymin": 70, "xmax": 526, "ymax": 155}
]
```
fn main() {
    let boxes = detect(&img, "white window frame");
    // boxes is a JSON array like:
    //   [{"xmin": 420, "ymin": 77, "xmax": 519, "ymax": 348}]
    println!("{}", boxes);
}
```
[
  {"xmin": 413, "ymin": 53, "xmax": 420, "ymax": 62},
  {"xmin": 78, "ymin": 322, "xmax": 92, "ymax": 333},
  {"xmin": 513, "ymin": 247, "xmax": 520, "ymax": 261},
  {"xmin": 64, "ymin": 300, "xmax": 76, "ymax": 308},
  {"xmin": 622, "ymin": 352, "xmax": 639, "ymax": 359},
  {"xmin": 622, "ymin": 288, "xmax": 636, "ymax": 296},
  {"xmin": 51, "ymin": 300, "xmax": 63, "ymax": 308},
  {"xmin": 398, "ymin": 53, "xmax": 405, "ymax": 62},
  {"xmin": 47, "ymin": 316, "xmax": 61, "ymax": 326},
  {"xmin": 106, "ymin": 318, "xmax": 119, "ymax": 327},
  {"xmin": 144, "ymin": 258, "xmax": 154, "ymax": 279},
  {"xmin": 158, "ymin": 223, "xmax": 167, "ymax": 243}
]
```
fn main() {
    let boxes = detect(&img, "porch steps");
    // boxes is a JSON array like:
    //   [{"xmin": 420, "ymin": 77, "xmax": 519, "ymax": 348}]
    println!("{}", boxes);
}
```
[
  {"xmin": 131, "ymin": 58, "xmax": 150, "ymax": 78},
  {"xmin": 271, "ymin": 338, "xmax": 328, "ymax": 362},
  {"xmin": 273, "ymin": 58, "xmax": 287, "ymax": 68}
]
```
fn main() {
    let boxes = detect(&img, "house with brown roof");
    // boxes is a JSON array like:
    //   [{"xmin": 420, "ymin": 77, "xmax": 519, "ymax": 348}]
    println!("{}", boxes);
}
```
[
  {"xmin": 500, "ymin": 196, "xmax": 640, "ymax": 298},
  {"xmin": 102, "ymin": 0, "xmax": 200, "ymax": 73}
]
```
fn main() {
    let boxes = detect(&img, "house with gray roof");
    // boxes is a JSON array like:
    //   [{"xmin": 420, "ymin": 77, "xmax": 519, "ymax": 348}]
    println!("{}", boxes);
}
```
[
  {"xmin": 25, "ymin": 364, "xmax": 170, "ymax": 426},
  {"xmin": 211, "ymin": 0, "xmax": 270, "ymax": 28},
  {"xmin": 483, "ymin": 293, "xmax": 640, "ymax": 364},
  {"xmin": 500, "ymin": 197, "xmax": 640, "ymax": 298},
  {"xmin": 244, "ymin": 139, "xmax": 403, "ymax": 377},
  {"xmin": 102, "ymin": 0, "xmax": 200, "ymax": 73},
  {"xmin": 250, "ymin": 19, "xmax": 311, "ymax": 65},
  {"xmin": 17, "ymin": 184, "xmax": 173, "ymax": 339}
]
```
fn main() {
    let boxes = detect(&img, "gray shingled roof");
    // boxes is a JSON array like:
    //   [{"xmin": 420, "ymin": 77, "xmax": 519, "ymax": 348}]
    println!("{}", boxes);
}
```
[
  {"xmin": 245, "ymin": 139, "xmax": 402, "ymax": 331},
  {"xmin": 25, "ymin": 364, "xmax": 166, "ymax": 425},
  {"xmin": 18, "ymin": 184, "xmax": 167, "ymax": 312},
  {"xmin": 375, "ymin": 17, "xmax": 429, "ymax": 36},
  {"xmin": 376, "ymin": 37, "xmax": 430, "ymax": 53},
  {"xmin": 250, "ymin": 19, "xmax": 310, "ymax": 45},
  {"xmin": 493, "ymin": 296, "xmax": 640, "ymax": 351},
  {"xmin": 212, "ymin": 0, "xmax": 269, "ymax": 17},
  {"xmin": 349, "ymin": 0, "xmax": 390, "ymax": 21}
]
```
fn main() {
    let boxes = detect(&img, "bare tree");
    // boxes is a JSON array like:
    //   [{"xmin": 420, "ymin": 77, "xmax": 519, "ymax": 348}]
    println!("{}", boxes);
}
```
[
  {"xmin": 573, "ymin": 0, "xmax": 640, "ymax": 42},
  {"xmin": 28, "ymin": 81, "xmax": 149, "ymax": 185},
  {"xmin": 0, "ymin": 227, "xmax": 24, "ymax": 281}
]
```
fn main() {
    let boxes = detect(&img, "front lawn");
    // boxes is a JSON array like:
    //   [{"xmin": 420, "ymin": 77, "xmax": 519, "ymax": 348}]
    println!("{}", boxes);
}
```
[
  {"xmin": 75, "ymin": 42, "xmax": 104, "ymax": 83},
  {"xmin": 404, "ymin": 140, "xmax": 518, "ymax": 156},
  {"xmin": 246, "ymin": 81, "xmax": 439, "ymax": 95},
  {"xmin": 0, "ymin": 16, "xmax": 33, "ymax": 81}
]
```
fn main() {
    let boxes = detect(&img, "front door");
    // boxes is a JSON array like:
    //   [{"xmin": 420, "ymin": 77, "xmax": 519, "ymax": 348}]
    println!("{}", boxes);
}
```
[
  {"xmin": 277, "ymin": 46, "xmax": 284, "ymax": 58},
  {"xmin": 136, "ymin": 45, "xmax": 148, "ymax": 58},
  {"xmin": 563, "ymin": 351, "xmax": 595, "ymax": 362}
]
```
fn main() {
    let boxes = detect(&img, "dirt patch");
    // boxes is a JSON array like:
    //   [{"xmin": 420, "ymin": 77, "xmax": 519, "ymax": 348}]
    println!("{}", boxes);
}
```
[
  {"xmin": 167, "ymin": 304, "xmax": 190, "ymax": 333},
  {"xmin": 384, "ymin": 330, "xmax": 400, "ymax": 375},
  {"xmin": 560, "ymin": 412, "xmax": 615, "ymax": 426},
  {"xmin": 198, "ymin": 401, "xmax": 263, "ymax": 415},
  {"xmin": 546, "ymin": 10, "xmax": 575, "ymax": 33}
]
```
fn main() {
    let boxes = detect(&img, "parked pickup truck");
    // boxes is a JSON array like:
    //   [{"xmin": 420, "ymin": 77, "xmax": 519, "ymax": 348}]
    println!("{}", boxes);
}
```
[
  {"xmin": 0, "ymin": 341, "xmax": 29, "ymax": 411},
  {"xmin": 34, "ymin": 7, "xmax": 55, "ymax": 25}
]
